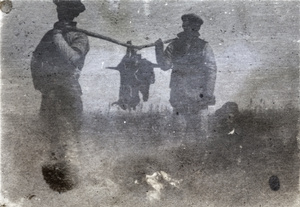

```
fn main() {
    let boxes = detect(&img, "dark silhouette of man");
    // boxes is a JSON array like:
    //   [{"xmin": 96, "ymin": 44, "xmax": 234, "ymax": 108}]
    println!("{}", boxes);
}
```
[
  {"xmin": 31, "ymin": 0, "xmax": 89, "ymax": 192},
  {"xmin": 155, "ymin": 13, "xmax": 217, "ymax": 133}
]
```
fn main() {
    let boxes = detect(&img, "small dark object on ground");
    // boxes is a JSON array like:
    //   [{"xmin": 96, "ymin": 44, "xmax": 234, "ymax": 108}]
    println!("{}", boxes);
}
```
[
  {"xmin": 28, "ymin": 194, "xmax": 36, "ymax": 200},
  {"xmin": 269, "ymin": 175, "xmax": 280, "ymax": 191},
  {"xmin": 212, "ymin": 102, "xmax": 240, "ymax": 133},
  {"xmin": 42, "ymin": 161, "xmax": 78, "ymax": 193}
]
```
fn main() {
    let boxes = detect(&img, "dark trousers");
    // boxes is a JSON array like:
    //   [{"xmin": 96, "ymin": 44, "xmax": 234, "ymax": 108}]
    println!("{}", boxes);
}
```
[{"xmin": 40, "ymin": 87, "xmax": 83, "ymax": 162}]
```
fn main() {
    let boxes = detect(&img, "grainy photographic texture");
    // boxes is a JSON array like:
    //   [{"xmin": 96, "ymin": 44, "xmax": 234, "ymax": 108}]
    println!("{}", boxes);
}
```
[{"xmin": 1, "ymin": 0, "xmax": 299, "ymax": 206}]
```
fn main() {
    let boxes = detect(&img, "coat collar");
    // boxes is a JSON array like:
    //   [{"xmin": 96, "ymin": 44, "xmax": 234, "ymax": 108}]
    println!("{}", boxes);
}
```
[
  {"xmin": 54, "ymin": 21, "xmax": 77, "ymax": 30},
  {"xmin": 177, "ymin": 31, "xmax": 200, "ymax": 40}
]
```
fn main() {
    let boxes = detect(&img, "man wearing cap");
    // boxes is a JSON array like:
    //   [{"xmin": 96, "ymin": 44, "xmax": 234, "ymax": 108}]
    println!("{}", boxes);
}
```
[
  {"xmin": 155, "ymin": 13, "xmax": 217, "ymax": 134},
  {"xmin": 31, "ymin": 0, "xmax": 89, "ymax": 192}
]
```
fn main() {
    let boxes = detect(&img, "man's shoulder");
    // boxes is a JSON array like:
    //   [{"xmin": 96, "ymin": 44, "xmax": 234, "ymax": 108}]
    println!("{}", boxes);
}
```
[
  {"xmin": 39, "ymin": 29, "xmax": 55, "ymax": 41},
  {"xmin": 167, "ymin": 37, "xmax": 179, "ymax": 45},
  {"xmin": 166, "ymin": 38, "xmax": 180, "ymax": 50},
  {"xmin": 194, "ymin": 38, "xmax": 208, "ymax": 47},
  {"xmin": 196, "ymin": 38, "xmax": 208, "ymax": 44},
  {"xmin": 34, "ymin": 30, "xmax": 56, "ymax": 51},
  {"xmin": 194, "ymin": 38, "xmax": 209, "ymax": 50}
]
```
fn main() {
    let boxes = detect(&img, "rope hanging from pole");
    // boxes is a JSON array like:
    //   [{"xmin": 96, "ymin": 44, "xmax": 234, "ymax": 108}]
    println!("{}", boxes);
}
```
[{"xmin": 71, "ymin": 27, "xmax": 174, "ymax": 50}]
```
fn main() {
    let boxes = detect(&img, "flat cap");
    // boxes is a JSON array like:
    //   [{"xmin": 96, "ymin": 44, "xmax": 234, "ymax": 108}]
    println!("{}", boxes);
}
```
[
  {"xmin": 53, "ymin": 0, "xmax": 85, "ymax": 13},
  {"xmin": 181, "ymin": 13, "xmax": 204, "ymax": 26}
]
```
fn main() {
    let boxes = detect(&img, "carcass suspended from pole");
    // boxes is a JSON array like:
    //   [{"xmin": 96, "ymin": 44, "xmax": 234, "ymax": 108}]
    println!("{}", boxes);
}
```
[
  {"xmin": 107, "ymin": 41, "xmax": 158, "ymax": 111},
  {"xmin": 68, "ymin": 27, "xmax": 173, "ymax": 111}
]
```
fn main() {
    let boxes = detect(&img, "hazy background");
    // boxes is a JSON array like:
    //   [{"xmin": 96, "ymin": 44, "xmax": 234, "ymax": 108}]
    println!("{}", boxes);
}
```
[
  {"xmin": 1, "ymin": 0, "xmax": 299, "ymax": 115},
  {"xmin": 1, "ymin": 1, "xmax": 300, "ymax": 207}
]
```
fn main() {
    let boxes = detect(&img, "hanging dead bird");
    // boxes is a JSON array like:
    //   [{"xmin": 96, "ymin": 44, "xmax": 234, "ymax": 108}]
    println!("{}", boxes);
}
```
[{"xmin": 107, "ymin": 41, "xmax": 157, "ymax": 111}]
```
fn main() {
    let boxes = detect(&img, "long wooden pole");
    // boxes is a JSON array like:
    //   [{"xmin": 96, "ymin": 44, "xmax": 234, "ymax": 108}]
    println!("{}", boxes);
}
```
[{"xmin": 73, "ymin": 28, "xmax": 174, "ymax": 50}]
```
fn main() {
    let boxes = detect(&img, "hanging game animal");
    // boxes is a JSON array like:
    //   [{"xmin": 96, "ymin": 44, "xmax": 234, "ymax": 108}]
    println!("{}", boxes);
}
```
[{"xmin": 108, "ymin": 42, "xmax": 156, "ymax": 110}]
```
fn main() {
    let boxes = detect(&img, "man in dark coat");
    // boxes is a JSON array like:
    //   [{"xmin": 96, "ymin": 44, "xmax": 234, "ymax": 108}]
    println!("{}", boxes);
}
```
[
  {"xmin": 31, "ymin": 0, "xmax": 89, "ymax": 192},
  {"xmin": 155, "ymin": 13, "xmax": 217, "ymax": 133}
]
